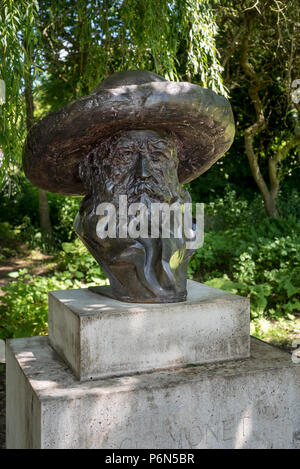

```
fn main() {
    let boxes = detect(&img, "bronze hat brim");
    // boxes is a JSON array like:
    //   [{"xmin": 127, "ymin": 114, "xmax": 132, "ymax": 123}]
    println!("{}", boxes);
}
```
[{"xmin": 23, "ymin": 81, "xmax": 235, "ymax": 196}]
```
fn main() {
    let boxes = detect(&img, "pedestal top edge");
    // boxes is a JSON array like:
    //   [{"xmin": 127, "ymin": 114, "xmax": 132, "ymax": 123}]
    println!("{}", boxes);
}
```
[
  {"xmin": 6, "ymin": 336, "xmax": 295, "ymax": 402},
  {"xmin": 49, "ymin": 279, "xmax": 249, "ymax": 318}
]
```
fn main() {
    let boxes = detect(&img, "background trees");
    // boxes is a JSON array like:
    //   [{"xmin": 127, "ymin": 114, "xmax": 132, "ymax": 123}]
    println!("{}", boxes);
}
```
[
  {"xmin": 1, "ymin": 0, "xmax": 299, "ymax": 219},
  {"xmin": 201, "ymin": 0, "xmax": 299, "ymax": 217},
  {"xmin": 1, "ymin": 0, "xmax": 227, "ymax": 237},
  {"xmin": 0, "ymin": 0, "xmax": 299, "ymax": 345},
  {"xmin": 0, "ymin": 1, "xmax": 53, "ymax": 239}
]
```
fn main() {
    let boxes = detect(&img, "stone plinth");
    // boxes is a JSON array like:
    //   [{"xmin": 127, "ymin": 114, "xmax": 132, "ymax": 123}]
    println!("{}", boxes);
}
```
[
  {"xmin": 6, "ymin": 336, "xmax": 300, "ymax": 449},
  {"xmin": 48, "ymin": 280, "xmax": 250, "ymax": 381}
]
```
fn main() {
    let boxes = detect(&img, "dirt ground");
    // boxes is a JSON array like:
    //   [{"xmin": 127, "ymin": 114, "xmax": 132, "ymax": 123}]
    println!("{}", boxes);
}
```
[{"xmin": 0, "ymin": 244, "xmax": 55, "ymax": 294}]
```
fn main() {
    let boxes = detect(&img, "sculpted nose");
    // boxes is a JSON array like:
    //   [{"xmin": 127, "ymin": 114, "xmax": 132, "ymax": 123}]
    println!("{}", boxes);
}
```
[{"xmin": 136, "ymin": 153, "xmax": 151, "ymax": 178}]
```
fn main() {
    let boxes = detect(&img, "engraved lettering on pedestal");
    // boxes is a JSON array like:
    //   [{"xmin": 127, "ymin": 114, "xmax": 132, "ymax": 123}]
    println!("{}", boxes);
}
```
[
  {"xmin": 222, "ymin": 417, "xmax": 235, "ymax": 441},
  {"xmin": 167, "ymin": 413, "xmax": 254, "ymax": 448},
  {"xmin": 242, "ymin": 414, "xmax": 252, "ymax": 439},
  {"xmin": 168, "ymin": 427, "xmax": 186, "ymax": 448},
  {"xmin": 205, "ymin": 423, "xmax": 219, "ymax": 444},
  {"xmin": 256, "ymin": 400, "xmax": 279, "ymax": 419},
  {"xmin": 293, "ymin": 430, "xmax": 300, "ymax": 442},
  {"xmin": 183, "ymin": 425, "xmax": 203, "ymax": 448},
  {"xmin": 119, "ymin": 437, "xmax": 136, "ymax": 449}
]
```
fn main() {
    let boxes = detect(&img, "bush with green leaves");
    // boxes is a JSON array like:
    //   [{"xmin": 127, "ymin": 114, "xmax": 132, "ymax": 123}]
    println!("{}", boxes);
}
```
[
  {"xmin": 0, "ymin": 239, "xmax": 107, "ymax": 340},
  {"xmin": 0, "ymin": 270, "xmax": 79, "ymax": 339},
  {"xmin": 58, "ymin": 238, "xmax": 107, "ymax": 283},
  {"xmin": 1, "ymin": 189, "xmax": 299, "ymax": 341},
  {"xmin": 203, "ymin": 187, "xmax": 266, "ymax": 230},
  {"xmin": 189, "ymin": 193, "xmax": 300, "ymax": 320},
  {"xmin": 0, "ymin": 173, "xmax": 82, "ymax": 250},
  {"xmin": 49, "ymin": 194, "xmax": 82, "ymax": 245},
  {"xmin": 0, "ymin": 175, "xmax": 39, "ymax": 227}
]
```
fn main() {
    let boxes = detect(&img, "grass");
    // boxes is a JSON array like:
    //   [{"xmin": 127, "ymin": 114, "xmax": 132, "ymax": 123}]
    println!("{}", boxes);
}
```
[{"xmin": 251, "ymin": 317, "xmax": 300, "ymax": 350}]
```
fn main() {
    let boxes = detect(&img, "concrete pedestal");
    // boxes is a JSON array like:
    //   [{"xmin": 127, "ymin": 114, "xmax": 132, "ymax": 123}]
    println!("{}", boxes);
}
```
[
  {"xmin": 48, "ymin": 280, "xmax": 250, "ymax": 381},
  {"xmin": 6, "ymin": 336, "xmax": 300, "ymax": 449}
]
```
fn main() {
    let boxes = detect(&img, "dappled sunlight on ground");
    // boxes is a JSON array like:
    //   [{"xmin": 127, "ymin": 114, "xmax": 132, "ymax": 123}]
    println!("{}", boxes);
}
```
[
  {"xmin": 0, "ymin": 245, "xmax": 57, "ymax": 298},
  {"xmin": 251, "ymin": 317, "xmax": 300, "ymax": 351}
]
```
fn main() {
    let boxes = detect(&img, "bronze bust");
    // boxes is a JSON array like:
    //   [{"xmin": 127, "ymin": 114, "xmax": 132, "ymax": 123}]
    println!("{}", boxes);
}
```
[{"xmin": 23, "ymin": 70, "xmax": 234, "ymax": 303}]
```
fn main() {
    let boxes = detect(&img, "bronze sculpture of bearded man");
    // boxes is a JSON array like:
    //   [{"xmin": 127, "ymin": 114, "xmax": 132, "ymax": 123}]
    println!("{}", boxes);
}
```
[{"xmin": 23, "ymin": 70, "xmax": 234, "ymax": 303}]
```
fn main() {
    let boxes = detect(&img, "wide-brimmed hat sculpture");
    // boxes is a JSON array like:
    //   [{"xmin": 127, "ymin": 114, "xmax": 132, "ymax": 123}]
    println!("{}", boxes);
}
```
[{"xmin": 23, "ymin": 70, "xmax": 235, "ymax": 303}]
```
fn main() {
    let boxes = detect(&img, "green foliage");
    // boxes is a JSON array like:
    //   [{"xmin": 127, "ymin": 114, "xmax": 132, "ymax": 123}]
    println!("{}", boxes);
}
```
[
  {"xmin": 0, "ymin": 175, "xmax": 39, "ymax": 226},
  {"xmin": 49, "ymin": 194, "xmax": 81, "ymax": 244},
  {"xmin": 250, "ymin": 317, "xmax": 300, "ymax": 348},
  {"xmin": 0, "ymin": 221, "xmax": 16, "ymax": 242},
  {"xmin": 277, "ymin": 189, "xmax": 300, "ymax": 219},
  {"xmin": 58, "ymin": 238, "xmax": 107, "ymax": 284},
  {"xmin": 0, "ymin": 269, "xmax": 75, "ymax": 339},
  {"xmin": 1, "ymin": 0, "xmax": 226, "ymax": 176},
  {"xmin": 0, "ymin": 239, "xmax": 107, "ymax": 340},
  {"xmin": 203, "ymin": 187, "xmax": 265, "ymax": 230},
  {"xmin": 189, "ymin": 191, "xmax": 300, "ymax": 320},
  {"xmin": 36, "ymin": 0, "xmax": 226, "ymax": 113},
  {"xmin": 0, "ymin": 0, "xmax": 40, "ymax": 180},
  {"xmin": 0, "ymin": 174, "xmax": 82, "ymax": 248}
]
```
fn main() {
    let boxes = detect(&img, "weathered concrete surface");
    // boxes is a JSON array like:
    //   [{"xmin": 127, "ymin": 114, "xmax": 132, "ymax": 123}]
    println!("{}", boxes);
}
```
[
  {"xmin": 6, "ymin": 340, "xmax": 41, "ymax": 449},
  {"xmin": 6, "ymin": 336, "xmax": 300, "ymax": 449},
  {"xmin": 48, "ymin": 280, "xmax": 250, "ymax": 380}
]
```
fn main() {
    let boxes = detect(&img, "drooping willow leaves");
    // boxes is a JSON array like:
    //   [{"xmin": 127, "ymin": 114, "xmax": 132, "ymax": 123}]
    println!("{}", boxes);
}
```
[
  {"xmin": 0, "ymin": 0, "xmax": 226, "ymax": 183},
  {"xmin": 0, "ymin": 0, "xmax": 39, "ymax": 188}
]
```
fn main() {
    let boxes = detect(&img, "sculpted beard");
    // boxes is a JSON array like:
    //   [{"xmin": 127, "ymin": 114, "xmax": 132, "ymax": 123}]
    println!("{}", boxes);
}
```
[{"xmin": 74, "ymin": 130, "xmax": 195, "ymax": 302}]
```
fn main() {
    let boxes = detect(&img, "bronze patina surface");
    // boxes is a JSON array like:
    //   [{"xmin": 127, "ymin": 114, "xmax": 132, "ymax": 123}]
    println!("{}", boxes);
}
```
[
  {"xmin": 75, "ymin": 128, "xmax": 193, "ymax": 302},
  {"xmin": 23, "ymin": 70, "xmax": 234, "ymax": 195},
  {"xmin": 23, "ymin": 70, "xmax": 235, "ymax": 303}
]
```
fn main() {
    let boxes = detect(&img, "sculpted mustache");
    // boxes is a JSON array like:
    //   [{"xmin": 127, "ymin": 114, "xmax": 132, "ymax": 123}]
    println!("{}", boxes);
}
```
[
  {"xmin": 109, "ymin": 179, "xmax": 179, "ymax": 204},
  {"xmin": 111, "ymin": 181, "xmax": 168, "ymax": 198},
  {"xmin": 132, "ymin": 182, "xmax": 160, "ymax": 195}
]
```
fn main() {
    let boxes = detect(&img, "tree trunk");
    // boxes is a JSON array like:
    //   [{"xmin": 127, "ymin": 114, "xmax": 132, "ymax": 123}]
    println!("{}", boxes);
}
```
[
  {"xmin": 264, "ymin": 193, "xmax": 279, "ymax": 218},
  {"xmin": 240, "ymin": 16, "xmax": 300, "ymax": 218},
  {"xmin": 244, "ymin": 128, "xmax": 279, "ymax": 217},
  {"xmin": 241, "ymin": 18, "xmax": 280, "ymax": 217}
]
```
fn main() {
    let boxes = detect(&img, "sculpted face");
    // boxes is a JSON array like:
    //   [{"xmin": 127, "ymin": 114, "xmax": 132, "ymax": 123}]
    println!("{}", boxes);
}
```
[
  {"xmin": 79, "ymin": 129, "xmax": 188, "ymax": 206},
  {"xmin": 103, "ymin": 130, "xmax": 180, "ymax": 203},
  {"xmin": 75, "ymin": 129, "xmax": 194, "ymax": 303}
]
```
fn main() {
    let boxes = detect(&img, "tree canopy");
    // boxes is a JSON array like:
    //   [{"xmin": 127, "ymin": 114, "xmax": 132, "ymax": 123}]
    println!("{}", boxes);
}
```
[
  {"xmin": 0, "ymin": 0, "xmax": 299, "ymax": 216},
  {"xmin": 0, "ymin": 0, "xmax": 226, "ymax": 169},
  {"xmin": 0, "ymin": 0, "xmax": 300, "ymax": 346}
]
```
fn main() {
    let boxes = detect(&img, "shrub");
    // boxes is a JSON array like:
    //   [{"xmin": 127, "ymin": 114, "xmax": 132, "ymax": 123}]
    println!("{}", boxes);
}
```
[
  {"xmin": 1, "ymin": 188, "xmax": 299, "ymax": 342},
  {"xmin": 189, "ymin": 202, "xmax": 300, "ymax": 320},
  {"xmin": 0, "ymin": 239, "xmax": 108, "ymax": 340},
  {"xmin": 49, "ymin": 194, "xmax": 82, "ymax": 245}
]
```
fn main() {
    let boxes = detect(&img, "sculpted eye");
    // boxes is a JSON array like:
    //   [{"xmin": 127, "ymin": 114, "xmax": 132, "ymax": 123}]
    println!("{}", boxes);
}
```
[
  {"xmin": 117, "ymin": 149, "xmax": 135, "ymax": 160},
  {"xmin": 114, "ymin": 150, "xmax": 133, "ymax": 163}
]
